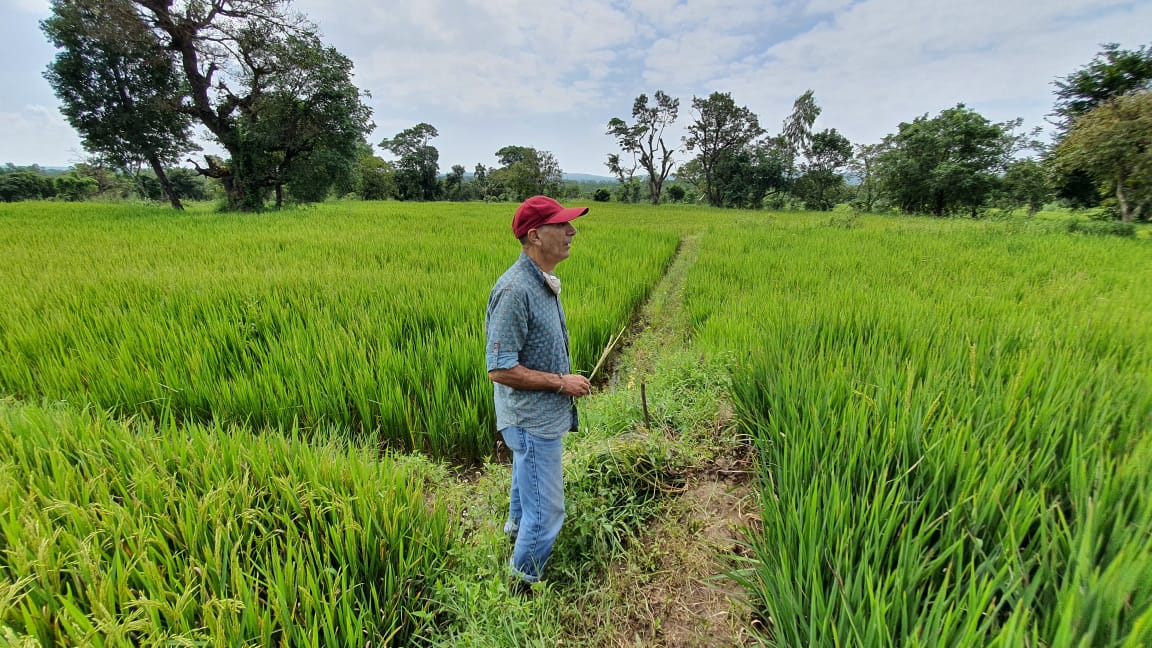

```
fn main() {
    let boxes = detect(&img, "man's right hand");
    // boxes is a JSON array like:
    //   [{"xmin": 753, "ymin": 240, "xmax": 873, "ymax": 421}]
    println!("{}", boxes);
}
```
[{"xmin": 556, "ymin": 373, "xmax": 592, "ymax": 398}]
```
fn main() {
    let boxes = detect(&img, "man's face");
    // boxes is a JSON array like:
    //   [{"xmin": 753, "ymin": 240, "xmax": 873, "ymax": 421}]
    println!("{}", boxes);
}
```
[{"xmin": 531, "ymin": 221, "xmax": 577, "ymax": 266}]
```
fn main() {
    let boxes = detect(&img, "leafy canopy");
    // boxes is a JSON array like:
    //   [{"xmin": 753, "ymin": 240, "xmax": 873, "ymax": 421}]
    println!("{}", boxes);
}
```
[
  {"xmin": 1055, "ymin": 91, "xmax": 1152, "ymax": 222},
  {"xmin": 42, "ymin": 0, "xmax": 373, "ymax": 211},
  {"xmin": 877, "ymin": 104, "xmax": 1026, "ymax": 217}
]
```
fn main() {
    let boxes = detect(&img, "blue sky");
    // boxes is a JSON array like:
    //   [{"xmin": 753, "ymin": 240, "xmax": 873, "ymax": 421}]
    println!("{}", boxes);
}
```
[{"xmin": 1, "ymin": 0, "xmax": 1149, "ymax": 175}]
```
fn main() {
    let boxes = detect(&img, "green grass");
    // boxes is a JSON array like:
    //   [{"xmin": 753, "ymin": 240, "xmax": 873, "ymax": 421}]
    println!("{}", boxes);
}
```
[{"xmin": 415, "ymin": 349, "xmax": 737, "ymax": 647}]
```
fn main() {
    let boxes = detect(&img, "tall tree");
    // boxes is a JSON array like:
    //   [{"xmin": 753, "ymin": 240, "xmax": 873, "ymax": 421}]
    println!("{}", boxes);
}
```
[
  {"xmin": 1000, "ymin": 158, "xmax": 1052, "ymax": 216},
  {"xmin": 794, "ymin": 128, "xmax": 853, "ymax": 210},
  {"xmin": 1049, "ymin": 43, "xmax": 1152, "ymax": 208},
  {"xmin": 44, "ymin": 0, "xmax": 373, "ymax": 211},
  {"xmin": 781, "ymin": 89, "xmax": 822, "ymax": 185},
  {"xmin": 607, "ymin": 90, "xmax": 679, "ymax": 205},
  {"xmin": 848, "ymin": 142, "xmax": 886, "ymax": 213},
  {"xmin": 443, "ymin": 164, "xmax": 467, "ymax": 201},
  {"xmin": 682, "ymin": 92, "xmax": 764, "ymax": 207},
  {"xmin": 491, "ymin": 146, "xmax": 564, "ymax": 201},
  {"xmin": 379, "ymin": 123, "xmax": 440, "ymax": 201},
  {"xmin": 1054, "ymin": 92, "xmax": 1152, "ymax": 222},
  {"xmin": 247, "ymin": 36, "xmax": 373, "ymax": 207},
  {"xmin": 876, "ymin": 104, "xmax": 1025, "ymax": 217},
  {"xmin": 473, "ymin": 163, "xmax": 494, "ymax": 201},
  {"xmin": 708, "ymin": 138, "xmax": 788, "ymax": 209},
  {"xmin": 1052, "ymin": 43, "xmax": 1152, "ymax": 130},
  {"xmin": 42, "ymin": 0, "xmax": 195, "ymax": 210}
]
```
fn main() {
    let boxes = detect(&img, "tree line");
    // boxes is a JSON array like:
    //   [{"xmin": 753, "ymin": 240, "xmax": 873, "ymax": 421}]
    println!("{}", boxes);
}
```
[
  {"xmin": 604, "ymin": 42, "xmax": 1151, "ymax": 221},
  {"xmin": 25, "ymin": 1, "xmax": 1152, "ymax": 220}
]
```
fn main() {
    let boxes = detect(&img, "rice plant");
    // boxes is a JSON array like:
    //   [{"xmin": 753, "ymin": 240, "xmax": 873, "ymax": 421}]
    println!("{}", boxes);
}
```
[
  {"xmin": 0, "ymin": 399, "xmax": 453, "ymax": 646},
  {"xmin": 0, "ymin": 201, "xmax": 678, "ymax": 459},
  {"xmin": 688, "ymin": 214, "xmax": 1152, "ymax": 645}
]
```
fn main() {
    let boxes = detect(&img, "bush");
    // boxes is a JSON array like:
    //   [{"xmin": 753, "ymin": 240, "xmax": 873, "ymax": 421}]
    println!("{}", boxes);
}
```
[
  {"xmin": 1066, "ymin": 219, "xmax": 1136, "ymax": 237},
  {"xmin": 825, "ymin": 204, "xmax": 859, "ymax": 229},
  {"xmin": 592, "ymin": 188, "xmax": 611, "ymax": 202},
  {"xmin": 0, "ymin": 171, "xmax": 55, "ymax": 202},
  {"xmin": 53, "ymin": 173, "xmax": 99, "ymax": 202}
]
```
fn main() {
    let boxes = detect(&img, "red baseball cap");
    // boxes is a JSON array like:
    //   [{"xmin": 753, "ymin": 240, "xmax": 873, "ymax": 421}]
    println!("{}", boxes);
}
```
[{"xmin": 512, "ymin": 195, "xmax": 589, "ymax": 238}]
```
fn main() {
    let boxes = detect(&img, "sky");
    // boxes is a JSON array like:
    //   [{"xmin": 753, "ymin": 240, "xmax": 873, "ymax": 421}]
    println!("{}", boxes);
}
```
[{"xmin": 1, "ymin": 0, "xmax": 1149, "ymax": 176}]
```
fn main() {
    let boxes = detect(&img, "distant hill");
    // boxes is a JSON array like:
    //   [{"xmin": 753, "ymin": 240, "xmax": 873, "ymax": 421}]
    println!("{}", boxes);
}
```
[
  {"xmin": 563, "ymin": 173, "xmax": 615, "ymax": 183},
  {"xmin": 440, "ymin": 170, "xmax": 617, "ymax": 183}
]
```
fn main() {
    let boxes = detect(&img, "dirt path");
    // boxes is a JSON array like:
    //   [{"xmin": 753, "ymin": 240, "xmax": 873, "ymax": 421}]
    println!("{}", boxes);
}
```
[{"xmin": 585, "ymin": 233, "xmax": 761, "ymax": 647}]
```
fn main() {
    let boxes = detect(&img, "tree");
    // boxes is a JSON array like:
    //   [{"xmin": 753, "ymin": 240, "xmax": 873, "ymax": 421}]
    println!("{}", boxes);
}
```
[
  {"xmin": 137, "ymin": 166, "xmax": 212, "ymax": 202},
  {"xmin": 243, "ymin": 37, "xmax": 372, "ymax": 208},
  {"xmin": 607, "ymin": 91, "xmax": 679, "ymax": 205},
  {"xmin": 44, "ymin": 0, "xmax": 373, "ymax": 211},
  {"xmin": 1055, "ymin": 92, "xmax": 1152, "ymax": 222},
  {"xmin": 781, "ymin": 90, "xmax": 821, "ymax": 186},
  {"xmin": 674, "ymin": 158, "xmax": 705, "ymax": 196},
  {"xmin": 356, "ymin": 152, "xmax": 396, "ymax": 200},
  {"xmin": 442, "ymin": 164, "xmax": 467, "ymax": 201},
  {"xmin": 605, "ymin": 152, "xmax": 640, "ymax": 203},
  {"xmin": 682, "ymin": 92, "xmax": 764, "ymax": 207},
  {"xmin": 1052, "ymin": 43, "xmax": 1152, "ymax": 130},
  {"xmin": 707, "ymin": 138, "xmax": 789, "ymax": 209},
  {"xmin": 491, "ymin": 146, "xmax": 564, "ymax": 201},
  {"xmin": 1000, "ymin": 158, "xmax": 1052, "ymax": 216},
  {"xmin": 379, "ymin": 123, "xmax": 440, "ymax": 201},
  {"xmin": 54, "ymin": 172, "xmax": 100, "ymax": 201},
  {"xmin": 73, "ymin": 160, "xmax": 130, "ymax": 197},
  {"xmin": 794, "ymin": 128, "xmax": 853, "ymax": 210},
  {"xmin": 42, "ymin": 0, "xmax": 195, "ymax": 210},
  {"xmin": 473, "ymin": 163, "xmax": 497, "ymax": 201},
  {"xmin": 849, "ymin": 142, "xmax": 886, "ymax": 212},
  {"xmin": 0, "ymin": 171, "xmax": 56, "ymax": 202},
  {"xmin": 876, "ymin": 104, "xmax": 1025, "ymax": 217},
  {"xmin": 1049, "ymin": 43, "xmax": 1152, "ymax": 208}
]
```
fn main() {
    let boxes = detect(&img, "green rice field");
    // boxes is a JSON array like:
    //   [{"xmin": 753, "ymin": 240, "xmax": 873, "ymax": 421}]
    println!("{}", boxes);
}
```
[
  {"xmin": 687, "ymin": 214, "xmax": 1152, "ymax": 645},
  {"xmin": 1, "ymin": 201, "xmax": 1149, "ymax": 645},
  {"xmin": 0, "ymin": 202, "xmax": 678, "ymax": 459}
]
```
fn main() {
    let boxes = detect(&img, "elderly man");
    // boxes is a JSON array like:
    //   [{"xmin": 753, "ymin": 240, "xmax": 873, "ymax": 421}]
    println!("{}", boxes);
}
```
[{"xmin": 485, "ymin": 194, "xmax": 593, "ymax": 592}]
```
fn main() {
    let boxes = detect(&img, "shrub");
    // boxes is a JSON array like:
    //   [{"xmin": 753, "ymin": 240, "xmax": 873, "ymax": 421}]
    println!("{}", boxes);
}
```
[{"xmin": 1066, "ymin": 219, "xmax": 1136, "ymax": 237}]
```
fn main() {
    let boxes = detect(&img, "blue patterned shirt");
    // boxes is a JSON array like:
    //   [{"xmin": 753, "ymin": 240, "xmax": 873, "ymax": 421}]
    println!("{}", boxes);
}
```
[{"xmin": 485, "ymin": 252, "xmax": 578, "ymax": 438}]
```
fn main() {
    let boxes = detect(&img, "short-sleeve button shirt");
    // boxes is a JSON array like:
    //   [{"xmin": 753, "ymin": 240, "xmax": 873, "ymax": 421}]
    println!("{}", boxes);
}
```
[{"xmin": 485, "ymin": 252, "xmax": 577, "ymax": 438}]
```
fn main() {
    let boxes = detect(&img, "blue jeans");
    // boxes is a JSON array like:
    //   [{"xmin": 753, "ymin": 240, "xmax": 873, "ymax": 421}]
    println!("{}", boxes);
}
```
[{"xmin": 501, "ymin": 426, "xmax": 565, "ymax": 583}]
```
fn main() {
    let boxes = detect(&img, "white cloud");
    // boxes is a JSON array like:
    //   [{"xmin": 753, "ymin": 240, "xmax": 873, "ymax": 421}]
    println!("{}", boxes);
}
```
[
  {"xmin": 711, "ymin": 0, "xmax": 1152, "ymax": 147},
  {"xmin": 0, "ymin": 105, "xmax": 84, "ymax": 166},
  {"xmin": 301, "ymin": 0, "xmax": 637, "ymax": 121},
  {"xmin": 3, "ymin": 0, "xmax": 1151, "ymax": 173},
  {"xmin": 297, "ymin": 0, "xmax": 1152, "ymax": 170}
]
